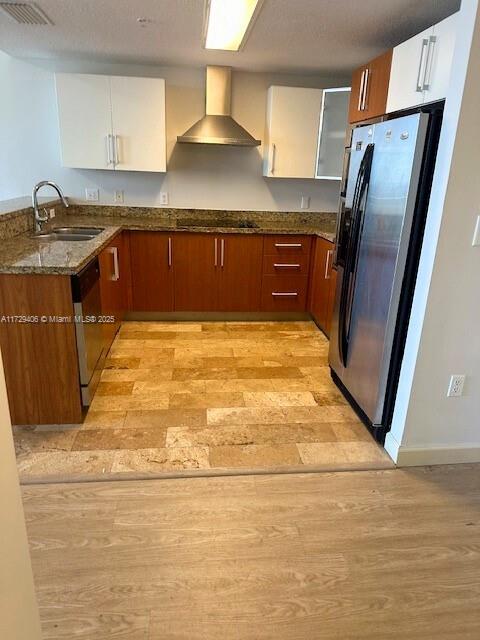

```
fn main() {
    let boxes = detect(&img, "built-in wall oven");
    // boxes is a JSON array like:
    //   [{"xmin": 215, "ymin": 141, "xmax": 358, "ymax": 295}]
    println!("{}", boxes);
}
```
[{"xmin": 71, "ymin": 258, "xmax": 104, "ymax": 406}]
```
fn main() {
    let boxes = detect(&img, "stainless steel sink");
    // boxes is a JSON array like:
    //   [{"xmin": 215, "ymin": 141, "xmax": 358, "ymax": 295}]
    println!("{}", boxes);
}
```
[
  {"xmin": 53, "ymin": 227, "xmax": 104, "ymax": 235},
  {"xmin": 31, "ymin": 227, "xmax": 104, "ymax": 242},
  {"xmin": 33, "ymin": 232, "xmax": 95, "ymax": 241}
]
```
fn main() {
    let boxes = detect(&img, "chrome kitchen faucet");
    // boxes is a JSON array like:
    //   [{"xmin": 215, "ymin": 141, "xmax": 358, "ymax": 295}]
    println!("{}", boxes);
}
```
[{"xmin": 32, "ymin": 181, "xmax": 69, "ymax": 232}]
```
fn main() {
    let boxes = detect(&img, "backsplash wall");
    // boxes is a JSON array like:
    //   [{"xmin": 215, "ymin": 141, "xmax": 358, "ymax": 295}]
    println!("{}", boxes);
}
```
[{"xmin": 0, "ymin": 52, "xmax": 347, "ymax": 212}]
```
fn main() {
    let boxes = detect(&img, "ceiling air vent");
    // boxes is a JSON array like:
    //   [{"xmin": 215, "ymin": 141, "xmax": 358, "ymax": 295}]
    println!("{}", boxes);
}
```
[{"xmin": 0, "ymin": 2, "xmax": 53, "ymax": 25}]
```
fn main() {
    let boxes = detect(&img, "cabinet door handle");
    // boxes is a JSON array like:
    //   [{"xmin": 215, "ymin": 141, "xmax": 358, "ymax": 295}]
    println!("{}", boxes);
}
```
[
  {"xmin": 114, "ymin": 135, "xmax": 121, "ymax": 164},
  {"xmin": 106, "ymin": 134, "xmax": 114, "ymax": 166},
  {"xmin": 269, "ymin": 143, "xmax": 276, "ymax": 175},
  {"xmin": 274, "ymin": 263, "xmax": 300, "ymax": 269},
  {"xmin": 220, "ymin": 238, "xmax": 225, "ymax": 268},
  {"xmin": 325, "ymin": 249, "xmax": 333, "ymax": 280},
  {"xmin": 168, "ymin": 237, "xmax": 172, "ymax": 267},
  {"xmin": 274, "ymin": 242, "xmax": 302, "ymax": 248},
  {"xmin": 272, "ymin": 292, "xmax": 298, "ymax": 297},
  {"xmin": 358, "ymin": 70, "xmax": 366, "ymax": 111},
  {"xmin": 214, "ymin": 238, "xmax": 218, "ymax": 267},
  {"xmin": 416, "ymin": 38, "xmax": 429, "ymax": 92},
  {"xmin": 361, "ymin": 68, "xmax": 369, "ymax": 111},
  {"xmin": 423, "ymin": 35, "xmax": 436, "ymax": 90},
  {"xmin": 109, "ymin": 246, "xmax": 120, "ymax": 281}
]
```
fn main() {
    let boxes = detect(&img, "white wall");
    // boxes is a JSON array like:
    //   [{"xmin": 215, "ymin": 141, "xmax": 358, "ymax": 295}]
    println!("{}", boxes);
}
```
[
  {"xmin": 0, "ymin": 351, "xmax": 42, "ymax": 639},
  {"xmin": 386, "ymin": 0, "xmax": 480, "ymax": 465},
  {"xmin": 0, "ymin": 53, "xmax": 346, "ymax": 212}
]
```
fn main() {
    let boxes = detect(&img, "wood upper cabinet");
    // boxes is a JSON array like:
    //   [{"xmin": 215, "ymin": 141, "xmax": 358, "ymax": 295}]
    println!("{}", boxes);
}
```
[
  {"xmin": 55, "ymin": 73, "xmax": 166, "ymax": 172},
  {"xmin": 173, "ymin": 233, "xmax": 218, "ymax": 312},
  {"xmin": 386, "ymin": 12, "xmax": 457, "ymax": 114},
  {"xmin": 349, "ymin": 50, "xmax": 393, "ymax": 124},
  {"xmin": 263, "ymin": 86, "xmax": 322, "ymax": 179},
  {"xmin": 308, "ymin": 237, "xmax": 336, "ymax": 336},
  {"xmin": 217, "ymin": 235, "xmax": 263, "ymax": 311},
  {"xmin": 129, "ymin": 231, "xmax": 174, "ymax": 312},
  {"xmin": 99, "ymin": 232, "xmax": 129, "ymax": 350}
]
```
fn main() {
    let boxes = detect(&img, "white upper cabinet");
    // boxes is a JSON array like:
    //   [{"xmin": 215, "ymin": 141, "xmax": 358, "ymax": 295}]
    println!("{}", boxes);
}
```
[
  {"xmin": 426, "ymin": 13, "xmax": 458, "ymax": 104},
  {"xmin": 263, "ymin": 86, "xmax": 322, "ymax": 179},
  {"xmin": 56, "ymin": 74, "xmax": 113, "ymax": 170},
  {"xmin": 55, "ymin": 73, "xmax": 166, "ymax": 172},
  {"xmin": 316, "ymin": 88, "xmax": 351, "ymax": 180},
  {"xmin": 386, "ymin": 12, "xmax": 458, "ymax": 114},
  {"xmin": 109, "ymin": 77, "xmax": 166, "ymax": 172}
]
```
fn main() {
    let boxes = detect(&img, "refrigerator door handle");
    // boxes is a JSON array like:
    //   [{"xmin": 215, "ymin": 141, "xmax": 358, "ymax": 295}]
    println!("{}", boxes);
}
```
[{"xmin": 338, "ymin": 143, "xmax": 375, "ymax": 367}]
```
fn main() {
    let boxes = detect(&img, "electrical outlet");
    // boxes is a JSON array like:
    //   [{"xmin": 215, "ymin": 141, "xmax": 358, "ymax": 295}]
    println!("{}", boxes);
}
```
[
  {"xmin": 301, "ymin": 195, "xmax": 310, "ymax": 209},
  {"xmin": 49, "ymin": 208, "xmax": 55, "ymax": 219},
  {"xmin": 114, "ymin": 190, "xmax": 124, "ymax": 204},
  {"xmin": 472, "ymin": 215, "xmax": 480, "ymax": 246},
  {"xmin": 160, "ymin": 192, "xmax": 169, "ymax": 205},
  {"xmin": 85, "ymin": 188, "xmax": 99, "ymax": 202},
  {"xmin": 447, "ymin": 374, "xmax": 466, "ymax": 397}
]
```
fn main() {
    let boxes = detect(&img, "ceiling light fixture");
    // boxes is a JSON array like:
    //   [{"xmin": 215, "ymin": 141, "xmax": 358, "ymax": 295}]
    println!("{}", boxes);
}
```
[{"xmin": 203, "ymin": 0, "xmax": 264, "ymax": 51}]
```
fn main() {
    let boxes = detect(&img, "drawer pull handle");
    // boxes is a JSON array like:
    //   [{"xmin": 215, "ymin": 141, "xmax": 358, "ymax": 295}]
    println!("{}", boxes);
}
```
[
  {"xmin": 274, "ymin": 263, "xmax": 300, "ymax": 269},
  {"xmin": 272, "ymin": 292, "xmax": 298, "ymax": 297},
  {"xmin": 274, "ymin": 243, "xmax": 302, "ymax": 248}
]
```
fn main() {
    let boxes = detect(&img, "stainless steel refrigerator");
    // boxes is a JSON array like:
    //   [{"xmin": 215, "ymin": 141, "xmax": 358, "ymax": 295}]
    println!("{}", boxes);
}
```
[{"xmin": 329, "ymin": 109, "xmax": 442, "ymax": 443}]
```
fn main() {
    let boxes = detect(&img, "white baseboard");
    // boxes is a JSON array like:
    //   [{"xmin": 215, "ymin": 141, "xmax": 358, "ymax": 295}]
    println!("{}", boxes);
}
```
[{"xmin": 390, "ymin": 441, "xmax": 480, "ymax": 467}]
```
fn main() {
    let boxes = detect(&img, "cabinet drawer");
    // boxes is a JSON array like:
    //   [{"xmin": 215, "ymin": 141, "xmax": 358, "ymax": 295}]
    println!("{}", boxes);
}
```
[
  {"xmin": 261, "ymin": 275, "xmax": 308, "ymax": 311},
  {"xmin": 264, "ymin": 235, "xmax": 312, "ymax": 256},
  {"xmin": 262, "ymin": 253, "xmax": 310, "ymax": 276}
]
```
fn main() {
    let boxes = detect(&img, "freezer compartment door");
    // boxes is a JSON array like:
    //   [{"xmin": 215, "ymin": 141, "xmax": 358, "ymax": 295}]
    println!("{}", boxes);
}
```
[{"xmin": 342, "ymin": 113, "xmax": 428, "ymax": 424}]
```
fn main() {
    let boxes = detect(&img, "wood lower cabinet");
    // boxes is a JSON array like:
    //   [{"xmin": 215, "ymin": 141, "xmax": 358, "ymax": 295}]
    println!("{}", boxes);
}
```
[
  {"xmin": 173, "ymin": 233, "xmax": 218, "ymax": 311},
  {"xmin": 261, "ymin": 235, "xmax": 313, "ymax": 312},
  {"xmin": 99, "ymin": 232, "xmax": 128, "ymax": 350},
  {"xmin": 309, "ymin": 237, "xmax": 337, "ymax": 336},
  {"xmin": 129, "ymin": 232, "xmax": 264, "ymax": 312},
  {"xmin": 217, "ymin": 235, "xmax": 263, "ymax": 311},
  {"xmin": 129, "ymin": 231, "xmax": 174, "ymax": 312},
  {"xmin": 261, "ymin": 274, "xmax": 309, "ymax": 312},
  {"xmin": 0, "ymin": 274, "xmax": 82, "ymax": 425},
  {"xmin": 349, "ymin": 50, "xmax": 392, "ymax": 123}
]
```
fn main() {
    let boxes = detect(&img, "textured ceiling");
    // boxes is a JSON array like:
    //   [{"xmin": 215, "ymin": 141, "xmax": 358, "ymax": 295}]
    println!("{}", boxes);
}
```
[{"xmin": 0, "ymin": 0, "xmax": 461, "ymax": 74}]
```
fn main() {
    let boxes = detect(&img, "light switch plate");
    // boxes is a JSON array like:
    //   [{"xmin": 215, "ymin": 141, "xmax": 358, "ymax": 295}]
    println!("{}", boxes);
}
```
[
  {"xmin": 301, "ymin": 196, "xmax": 310, "ymax": 209},
  {"xmin": 472, "ymin": 215, "xmax": 480, "ymax": 246},
  {"xmin": 49, "ymin": 208, "xmax": 55, "ymax": 219},
  {"xmin": 85, "ymin": 188, "xmax": 99, "ymax": 202},
  {"xmin": 114, "ymin": 190, "xmax": 124, "ymax": 204},
  {"xmin": 160, "ymin": 192, "xmax": 169, "ymax": 205}
]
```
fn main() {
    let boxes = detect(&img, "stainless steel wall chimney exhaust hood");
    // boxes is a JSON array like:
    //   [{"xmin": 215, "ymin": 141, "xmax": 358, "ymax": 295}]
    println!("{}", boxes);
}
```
[{"xmin": 177, "ymin": 66, "xmax": 260, "ymax": 147}]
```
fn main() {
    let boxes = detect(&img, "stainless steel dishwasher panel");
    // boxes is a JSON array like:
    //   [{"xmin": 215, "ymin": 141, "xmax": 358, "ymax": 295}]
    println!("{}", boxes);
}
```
[{"xmin": 72, "ymin": 258, "xmax": 104, "ymax": 406}]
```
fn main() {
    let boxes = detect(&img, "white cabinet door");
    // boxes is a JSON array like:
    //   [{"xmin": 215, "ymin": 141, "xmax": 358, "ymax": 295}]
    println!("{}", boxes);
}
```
[
  {"xmin": 55, "ymin": 73, "xmax": 113, "ymax": 170},
  {"xmin": 263, "ymin": 86, "xmax": 322, "ymax": 179},
  {"xmin": 110, "ymin": 77, "xmax": 166, "ymax": 173},
  {"xmin": 386, "ymin": 26, "xmax": 433, "ymax": 114},
  {"xmin": 424, "ymin": 12, "xmax": 458, "ymax": 104}
]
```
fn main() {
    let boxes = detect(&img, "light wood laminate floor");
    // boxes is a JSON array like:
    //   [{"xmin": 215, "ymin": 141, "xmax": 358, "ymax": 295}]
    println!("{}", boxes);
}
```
[
  {"xmin": 23, "ymin": 464, "xmax": 480, "ymax": 639},
  {"xmin": 14, "ymin": 321, "xmax": 391, "ymax": 482}
]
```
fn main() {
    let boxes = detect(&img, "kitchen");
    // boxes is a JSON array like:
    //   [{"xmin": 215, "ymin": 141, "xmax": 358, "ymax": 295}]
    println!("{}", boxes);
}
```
[
  {"xmin": 3, "ymin": 2, "xmax": 480, "ymax": 639},
  {"xmin": 0, "ymin": 0, "xmax": 462, "ymax": 482}
]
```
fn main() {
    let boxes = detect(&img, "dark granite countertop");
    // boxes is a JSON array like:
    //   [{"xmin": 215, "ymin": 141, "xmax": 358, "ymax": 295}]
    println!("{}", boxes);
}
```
[{"xmin": 0, "ymin": 209, "xmax": 337, "ymax": 275}]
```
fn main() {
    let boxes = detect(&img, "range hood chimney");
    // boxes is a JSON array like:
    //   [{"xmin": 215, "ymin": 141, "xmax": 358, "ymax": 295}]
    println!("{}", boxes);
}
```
[{"xmin": 177, "ymin": 66, "xmax": 260, "ymax": 147}]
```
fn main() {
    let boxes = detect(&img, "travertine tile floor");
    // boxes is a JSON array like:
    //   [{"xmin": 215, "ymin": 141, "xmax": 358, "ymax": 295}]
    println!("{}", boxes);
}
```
[{"xmin": 14, "ymin": 321, "xmax": 392, "ymax": 481}]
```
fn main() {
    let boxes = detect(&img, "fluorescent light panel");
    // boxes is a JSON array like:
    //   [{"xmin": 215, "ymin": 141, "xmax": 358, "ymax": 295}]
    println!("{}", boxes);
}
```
[{"xmin": 204, "ymin": 0, "xmax": 261, "ymax": 51}]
